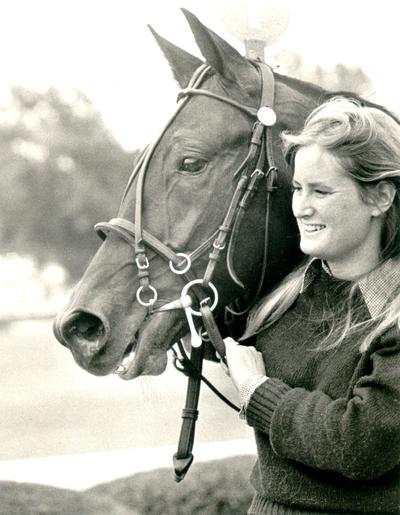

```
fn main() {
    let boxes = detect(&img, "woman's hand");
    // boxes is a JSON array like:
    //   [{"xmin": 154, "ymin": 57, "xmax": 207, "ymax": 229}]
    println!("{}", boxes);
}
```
[{"xmin": 224, "ymin": 337, "xmax": 266, "ymax": 392}]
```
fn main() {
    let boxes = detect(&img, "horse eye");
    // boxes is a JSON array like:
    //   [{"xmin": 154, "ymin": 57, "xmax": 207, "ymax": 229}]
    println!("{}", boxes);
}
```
[{"xmin": 180, "ymin": 157, "xmax": 207, "ymax": 173}]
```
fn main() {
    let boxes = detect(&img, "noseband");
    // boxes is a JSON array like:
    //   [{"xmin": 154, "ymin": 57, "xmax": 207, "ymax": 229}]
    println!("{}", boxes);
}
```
[{"xmin": 95, "ymin": 61, "xmax": 278, "ymax": 480}]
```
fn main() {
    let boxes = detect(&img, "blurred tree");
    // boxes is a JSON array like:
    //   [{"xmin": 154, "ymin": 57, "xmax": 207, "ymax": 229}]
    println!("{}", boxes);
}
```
[
  {"xmin": 272, "ymin": 49, "xmax": 373, "ymax": 97},
  {"xmin": 0, "ymin": 86, "xmax": 137, "ymax": 281},
  {"xmin": 215, "ymin": 0, "xmax": 372, "ymax": 97}
]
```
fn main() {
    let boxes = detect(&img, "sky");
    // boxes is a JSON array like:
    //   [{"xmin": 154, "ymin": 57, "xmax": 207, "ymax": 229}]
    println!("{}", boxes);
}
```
[{"xmin": 1, "ymin": 0, "xmax": 399, "ymax": 150}]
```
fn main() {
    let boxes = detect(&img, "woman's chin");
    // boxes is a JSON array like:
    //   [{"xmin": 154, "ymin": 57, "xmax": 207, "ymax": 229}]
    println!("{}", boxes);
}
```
[{"xmin": 300, "ymin": 242, "xmax": 321, "ymax": 258}]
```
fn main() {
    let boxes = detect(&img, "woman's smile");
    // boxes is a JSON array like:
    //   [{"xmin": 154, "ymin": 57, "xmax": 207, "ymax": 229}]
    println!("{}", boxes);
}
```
[
  {"xmin": 301, "ymin": 223, "xmax": 326, "ymax": 233},
  {"xmin": 292, "ymin": 144, "xmax": 383, "ymax": 279}
]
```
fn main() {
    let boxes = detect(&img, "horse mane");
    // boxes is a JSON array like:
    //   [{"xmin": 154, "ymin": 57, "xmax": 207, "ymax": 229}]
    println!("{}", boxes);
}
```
[
  {"xmin": 321, "ymin": 90, "xmax": 400, "ymax": 124},
  {"xmin": 274, "ymin": 70, "xmax": 400, "ymax": 127},
  {"xmin": 273, "ymin": 72, "xmax": 325, "ymax": 131}
]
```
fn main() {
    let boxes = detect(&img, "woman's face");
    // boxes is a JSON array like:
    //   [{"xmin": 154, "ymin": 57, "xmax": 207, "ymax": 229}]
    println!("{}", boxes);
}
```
[{"xmin": 292, "ymin": 144, "xmax": 383, "ymax": 278}]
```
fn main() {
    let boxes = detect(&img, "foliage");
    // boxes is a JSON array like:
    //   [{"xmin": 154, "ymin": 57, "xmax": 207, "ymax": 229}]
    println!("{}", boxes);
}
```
[
  {"xmin": 0, "ymin": 481, "xmax": 136, "ymax": 515},
  {"xmin": 0, "ymin": 85, "xmax": 137, "ymax": 280},
  {"xmin": 0, "ymin": 456, "xmax": 254, "ymax": 514},
  {"xmin": 88, "ymin": 455, "xmax": 255, "ymax": 514},
  {"xmin": 274, "ymin": 49, "xmax": 373, "ymax": 96}
]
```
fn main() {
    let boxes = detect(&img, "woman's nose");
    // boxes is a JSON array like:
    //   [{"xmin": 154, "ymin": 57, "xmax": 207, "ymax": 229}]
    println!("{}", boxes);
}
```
[{"xmin": 292, "ymin": 194, "xmax": 314, "ymax": 218}]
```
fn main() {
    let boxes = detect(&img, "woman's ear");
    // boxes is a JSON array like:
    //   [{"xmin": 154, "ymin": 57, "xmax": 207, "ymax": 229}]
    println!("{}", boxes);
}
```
[{"xmin": 371, "ymin": 181, "xmax": 396, "ymax": 216}]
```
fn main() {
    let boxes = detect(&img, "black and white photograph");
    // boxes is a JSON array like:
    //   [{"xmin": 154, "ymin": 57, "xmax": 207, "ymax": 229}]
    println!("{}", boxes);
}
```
[{"xmin": 1, "ymin": 1, "xmax": 399, "ymax": 513}]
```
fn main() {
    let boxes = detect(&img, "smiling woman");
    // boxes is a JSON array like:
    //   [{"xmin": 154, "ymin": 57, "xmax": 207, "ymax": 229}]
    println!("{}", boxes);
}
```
[
  {"xmin": 288, "ymin": 98, "xmax": 400, "ymax": 277},
  {"xmin": 225, "ymin": 97, "xmax": 400, "ymax": 514},
  {"xmin": 292, "ymin": 144, "xmax": 387, "ymax": 279}
]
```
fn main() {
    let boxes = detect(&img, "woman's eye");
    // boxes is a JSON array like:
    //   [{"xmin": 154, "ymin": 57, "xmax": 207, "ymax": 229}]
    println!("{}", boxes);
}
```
[
  {"xmin": 180, "ymin": 157, "xmax": 207, "ymax": 173},
  {"xmin": 291, "ymin": 185, "xmax": 301, "ymax": 193},
  {"xmin": 315, "ymin": 189, "xmax": 330, "ymax": 196}
]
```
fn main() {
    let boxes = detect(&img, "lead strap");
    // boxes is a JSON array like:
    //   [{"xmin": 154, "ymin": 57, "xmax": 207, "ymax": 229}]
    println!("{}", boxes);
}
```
[{"xmin": 173, "ymin": 343, "xmax": 204, "ymax": 482}]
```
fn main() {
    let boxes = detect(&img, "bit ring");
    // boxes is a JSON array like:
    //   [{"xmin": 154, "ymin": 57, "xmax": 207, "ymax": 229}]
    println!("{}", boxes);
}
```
[
  {"xmin": 181, "ymin": 279, "xmax": 218, "ymax": 316},
  {"xmin": 136, "ymin": 285, "xmax": 158, "ymax": 306}
]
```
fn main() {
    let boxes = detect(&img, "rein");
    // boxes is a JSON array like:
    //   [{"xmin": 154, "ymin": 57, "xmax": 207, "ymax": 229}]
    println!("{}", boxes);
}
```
[{"xmin": 95, "ymin": 61, "xmax": 278, "ymax": 480}]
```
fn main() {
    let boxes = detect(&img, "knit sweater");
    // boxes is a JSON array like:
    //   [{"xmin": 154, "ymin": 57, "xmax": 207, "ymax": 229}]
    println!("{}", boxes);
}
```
[{"xmin": 245, "ymin": 259, "xmax": 400, "ymax": 515}]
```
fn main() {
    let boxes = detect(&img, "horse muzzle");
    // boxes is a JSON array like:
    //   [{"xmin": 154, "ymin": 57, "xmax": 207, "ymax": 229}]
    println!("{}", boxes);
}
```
[
  {"xmin": 53, "ymin": 308, "xmax": 111, "ymax": 371},
  {"xmin": 54, "ymin": 304, "xmax": 185, "ymax": 378}
]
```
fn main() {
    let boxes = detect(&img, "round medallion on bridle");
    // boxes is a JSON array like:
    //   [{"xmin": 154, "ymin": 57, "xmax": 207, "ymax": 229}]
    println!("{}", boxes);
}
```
[{"xmin": 257, "ymin": 106, "xmax": 277, "ymax": 126}]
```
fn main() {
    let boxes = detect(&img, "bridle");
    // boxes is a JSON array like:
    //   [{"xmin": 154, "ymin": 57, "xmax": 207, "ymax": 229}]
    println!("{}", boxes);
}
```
[
  {"xmin": 95, "ymin": 60, "xmax": 278, "ymax": 480},
  {"xmin": 96, "ymin": 61, "xmax": 278, "ymax": 353}
]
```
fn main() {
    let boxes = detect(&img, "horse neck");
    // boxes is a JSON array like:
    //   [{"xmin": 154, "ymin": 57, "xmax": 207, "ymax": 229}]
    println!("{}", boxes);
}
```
[{"xmin": 274, "ymin": 73, "xmax": 326, "ymax": 131}]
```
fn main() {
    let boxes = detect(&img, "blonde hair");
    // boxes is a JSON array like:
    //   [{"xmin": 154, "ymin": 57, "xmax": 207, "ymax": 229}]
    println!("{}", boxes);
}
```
[{"xmin": 242, "ymin": 97, "xmax": 400, "ymax": 350}]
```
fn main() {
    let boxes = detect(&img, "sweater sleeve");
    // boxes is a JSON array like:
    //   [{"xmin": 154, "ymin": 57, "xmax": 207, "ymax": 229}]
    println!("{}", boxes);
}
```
[{"xmin": 245, "ymin": 336, "xmax": 400, "ymax": 480}]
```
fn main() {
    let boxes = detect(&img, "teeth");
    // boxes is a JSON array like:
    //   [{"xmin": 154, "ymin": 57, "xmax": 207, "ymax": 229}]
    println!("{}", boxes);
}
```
[
  {"xmin": 304, "ymin": 224, "xmax": 325, "ymax": 232},
  {"xmin": 114, "ymin": 348, "xmax": 136, "ymax": 375}
]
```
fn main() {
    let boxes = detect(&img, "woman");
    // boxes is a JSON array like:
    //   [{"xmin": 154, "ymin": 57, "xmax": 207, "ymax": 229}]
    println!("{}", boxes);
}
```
[{"xmin": 225, "ymin": 97, "xmax": 400, "ymax": 514}]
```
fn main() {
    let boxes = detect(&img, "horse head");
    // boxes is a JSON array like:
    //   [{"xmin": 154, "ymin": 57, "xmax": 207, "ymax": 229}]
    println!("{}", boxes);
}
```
[{"xmin": 54, "ymin": 10, "xmax": 315, "ymax": 379}]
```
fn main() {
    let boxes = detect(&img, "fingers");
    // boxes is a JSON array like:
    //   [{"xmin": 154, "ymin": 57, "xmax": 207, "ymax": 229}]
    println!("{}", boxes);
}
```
[
  {"xmin": 223, "ymin": 338, "xmax": 266, "ymax": 391},
  {"xmin": 224, "ymin": 337, "xmax": 240, "ymax": 362},
  {"xmin": 224, "ymin": 337, "xmax": 238, "ymax": 348}
]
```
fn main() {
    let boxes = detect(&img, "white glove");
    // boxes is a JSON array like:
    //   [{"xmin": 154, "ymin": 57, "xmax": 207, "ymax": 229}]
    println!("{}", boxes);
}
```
[{"xmin": 224, "ymin": 337, "xmax": 266, "ymax": 392}]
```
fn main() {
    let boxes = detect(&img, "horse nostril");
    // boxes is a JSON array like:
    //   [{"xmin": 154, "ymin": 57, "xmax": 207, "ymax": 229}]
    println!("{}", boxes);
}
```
[
  {"xmin": 67, "ymin": 313, "xmax": 104, "ymax": 341},
  {"xmin": 59, "ymin": 311, "xmax": 108, "ymax": 359}
]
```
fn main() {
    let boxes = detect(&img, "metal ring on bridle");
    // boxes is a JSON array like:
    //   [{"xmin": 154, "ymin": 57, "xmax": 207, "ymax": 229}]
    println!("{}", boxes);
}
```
[
  {"xmin": 169, "ymin": 253, "xmax": 191, "ymax": 275},
  {"xmin": 213, "ymin": 240, "xmax": 226, "ymax": 250},
  {"xmin": 181, "ymin": 279, "xmax": 218, "ymax": 316},
  {"xmin": 136, "ymin": 256, "xmax": 149, "ymax": 270},
  {"xmin": 136, "ymin": 285, "xmax": 158, "ymax": 306}
]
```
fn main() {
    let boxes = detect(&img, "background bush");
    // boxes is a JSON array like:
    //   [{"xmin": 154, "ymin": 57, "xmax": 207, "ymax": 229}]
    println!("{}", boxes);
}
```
[
  {"xmin": 0, "ymin": 481, "xmax": 136, "ymax": 515},
  {"xmin": 88, "ymin": 455, "xmax": 255, "ymax": 514},
  {"xmin": 0, "ymin": 456, "xmax": 255, "ymax": 514}
]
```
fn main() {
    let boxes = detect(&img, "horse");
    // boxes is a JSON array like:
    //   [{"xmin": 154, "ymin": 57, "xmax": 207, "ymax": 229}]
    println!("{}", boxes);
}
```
[{"xmin": 53, "ymin": 10, "xmax": 394, "ymax": 473}]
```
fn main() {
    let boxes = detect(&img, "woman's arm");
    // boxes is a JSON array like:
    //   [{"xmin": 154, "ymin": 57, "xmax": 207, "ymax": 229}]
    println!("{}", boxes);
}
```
[{"xmin": 226, "ymin": 336, "xmax": 400, "ymax": 480}]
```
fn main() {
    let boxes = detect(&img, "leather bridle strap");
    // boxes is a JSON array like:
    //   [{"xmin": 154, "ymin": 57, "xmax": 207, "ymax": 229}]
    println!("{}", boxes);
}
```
[
  {"xmin": 177, "ymin": 88, "xmax": 258, "ymax": 117},
  {"xmin": 226, "ymin": 63, "xmax": 278, "ymax": 315},
  {"xmin": 96, "ymin": 218, "xmax": 219, "ymax": 276},
  {"xmin": 97, "ymin": 62, "xmax": 276, "ymax": 315},
  {"xmin": 202, "ymin": 121, "xmax": 265, "ymax": 287},
  {"xmin": 131, "ymin": 65, "xmax": 212, "ymax": 305}
]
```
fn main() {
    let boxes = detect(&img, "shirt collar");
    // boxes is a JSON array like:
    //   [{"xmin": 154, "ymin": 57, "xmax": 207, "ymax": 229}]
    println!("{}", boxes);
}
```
[
  {"xmin": 300, "ymin": 258, "xmax": 331, "ymax": 293},
  {"xmin": 300, "ymin": 257, "xmax": 400, "ymax": 318}
]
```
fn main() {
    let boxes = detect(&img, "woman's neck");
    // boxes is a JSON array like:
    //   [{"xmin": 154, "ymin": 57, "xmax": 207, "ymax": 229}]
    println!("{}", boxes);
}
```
[{"xmin": 327, "ymin": 254, "xmax": 381, "ymax": 281}]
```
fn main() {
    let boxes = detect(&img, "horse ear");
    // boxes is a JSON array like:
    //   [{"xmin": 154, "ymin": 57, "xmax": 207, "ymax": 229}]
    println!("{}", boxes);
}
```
[
  {"xmin": 181, "ymin": 8, "xmax": 254, "ymax": 84},
  {"xmin": 148, "ymin": 25, "xmax": 204, "ymax": 88}
]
